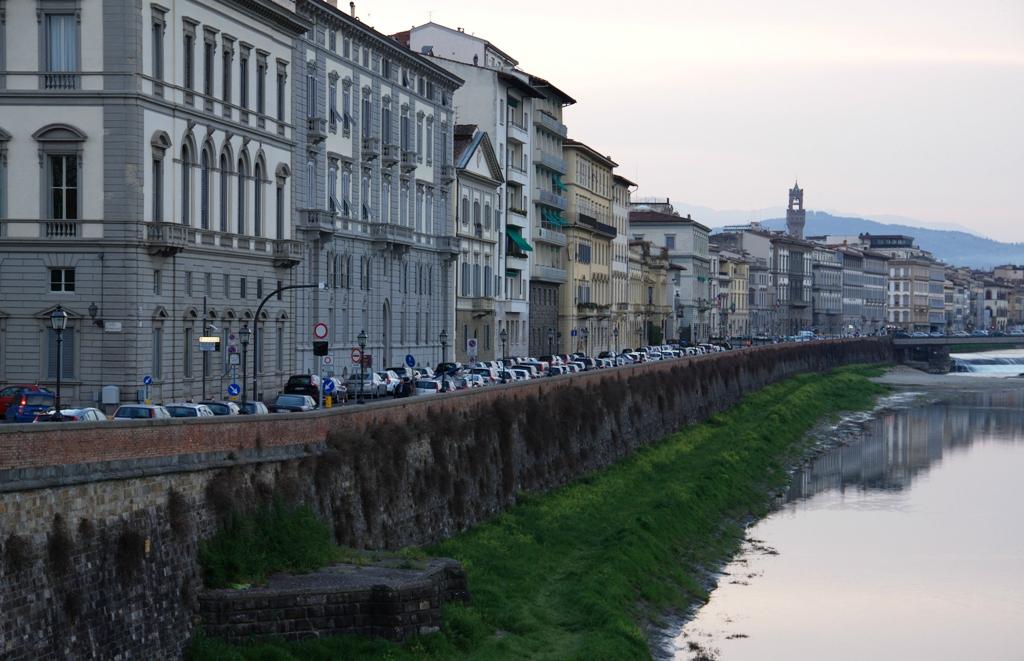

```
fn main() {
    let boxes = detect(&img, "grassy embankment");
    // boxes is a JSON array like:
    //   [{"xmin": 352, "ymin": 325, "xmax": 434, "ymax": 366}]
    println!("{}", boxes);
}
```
[{"xmin": 189, "ymin": 365, "xmax": 887, "ymax": 661}]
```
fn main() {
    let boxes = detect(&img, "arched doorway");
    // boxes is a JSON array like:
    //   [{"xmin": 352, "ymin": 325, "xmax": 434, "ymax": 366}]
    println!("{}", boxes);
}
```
[{"xmin": 382, "ymin": 299, "xmax": 392, "ymax": 368}]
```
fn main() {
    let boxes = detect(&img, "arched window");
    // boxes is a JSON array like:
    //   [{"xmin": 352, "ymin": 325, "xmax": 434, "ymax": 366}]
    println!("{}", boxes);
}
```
[
  {"xmin": 253, "ymin": 162, "xmax": 263, "ymax": 236},
  {"xmin": 236, "ymin": 157, "xmax": 248, "ymax": 234},
  {"xmin": 218, "ymin": 154, "xmax": 229, "ymax": 232},
  {"xmin": 181, "ymin": 143, "xmax": 192, "ymax": 225},
  {"xmin": 200, "ymin": 147, "xmax": 211, "ymax": 229}
]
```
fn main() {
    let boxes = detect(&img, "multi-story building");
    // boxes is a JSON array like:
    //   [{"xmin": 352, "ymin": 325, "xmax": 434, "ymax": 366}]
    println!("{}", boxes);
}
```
[
  {"xmin": 981, "ymin": 280, "xmax": 1011, "ymax": 330},
  {"xmin": 452, "ymin": 125, "xmax": 503, "ymax": 362},
  {"xmin": 861, "ymin": 250, "xmax": 889, "ymax": 334},
  {"xmin": 993, "ymin": 265, "xmax": 1024, "ymax": 283},
  {"xmin": 629, "ymin": 202, "xmax": 711, "ymax": 342},
  {"xmin": 401, "ymin": 22, "xmax": 540, "ymax": 357},
  {"xmin": 627, "ymin": 240, "xmax": 671, "ymax": 347},
  {"xmin": 293, "ymin": 2, "xmax": 461, "ymax": 375},
  {"xmin": 785, "ymin": 181, "xmax": 806, "ymax": 239},
  {"xmin": 770, "ymin": 234, "xmax": 813, "ymax": 335},
  {"xmin": 811, "ymin": 245, "xmax": 843, "ymax": 336},
  {"xmin": 713, "ymin": 225, "xmax": 773, "ymax": 337},
  {"xmin": 0, "ymin": 0, "xmax": 308, "ymax": 407},
  {"xmin": 862, "ymin": 234, "xmax": 943, "ymax": 332},
  {"xmin": 611, "ymin": 175, "xmax": 635, "ymax": 340},
  {"xmin": 560, "ymin": 139, "xmax": 616, "ymax": 354},
  {"xmin": 714, "ymin": 248, "xmax": 750, "ymax": 339},
  {"xmin": 528, "ymin": 76, "xmax": 575, "ymax": 355},
  {"xmin": 838, "ymin": 247, "xmax": 865, "ymax": 334}
]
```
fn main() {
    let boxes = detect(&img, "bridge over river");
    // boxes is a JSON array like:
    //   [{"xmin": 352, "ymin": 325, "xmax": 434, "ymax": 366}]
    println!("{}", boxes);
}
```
[{"xmin": 892, "ymin": 335, "xmax": 1024, "ymax": 372}]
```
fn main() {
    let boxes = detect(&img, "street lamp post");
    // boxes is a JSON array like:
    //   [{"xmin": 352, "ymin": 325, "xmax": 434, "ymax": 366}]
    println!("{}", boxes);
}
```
[
  {"xmin": 251, "ymin": 282, "xmax": 326, "ymax": 409},
  {"xmin": 547, "ymin": 327, "xmax": 554, "ymax": 356},
  {"xmin": 613, "ymin": 326, "xmax": 619, "ymax": 354},
  {"xmin": 581, "ymin": 326, "xmax": 589, "ymax": 355},
  {"xmin": 239, "ymin": 324, "xmax": 251, "ymax": 406},
  {"xmin": 439, "ymin": 329, "xmax": 448, "ymax": 363},
  {"xmin": 499, "ymin": 327, "xmax": 508, "ymax": 363},
  {"xmin": 50, "ymin": 306, "xmax": 68, "ymax": 420},
  {"xmin": 357, "ymin": 329, "xmax": 367, "ymax": 404}
]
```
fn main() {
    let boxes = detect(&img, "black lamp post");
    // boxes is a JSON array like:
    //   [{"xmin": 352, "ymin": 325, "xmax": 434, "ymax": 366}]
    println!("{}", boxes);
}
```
[
  {"xmin": 547, "ymin": 327, "xmax": 554, "ymax": 355},
  {"xmin": 613, "ymin": 326, "xmax": 619, "ymax": 354},
  {"xmin": 500, "ymin": 327, "xmax": 508, "ymax": 363},
  {"xmin": 357, "ymin": 329, "xmax": 367, "ymax": 404},
  {"xmin": 50, "ymin": 306, "xmax": 68, "ymax": 420},
  {"xmin": 239, "ymin": 324, "xmax": 251, "ymax": 405},
  {"xmin": 439, "ymin": 328, "xmax": 448, "ymax": 363},
  {"xmin": 581, "ymin": 326, "xmax": 589, "ymax": 355}
]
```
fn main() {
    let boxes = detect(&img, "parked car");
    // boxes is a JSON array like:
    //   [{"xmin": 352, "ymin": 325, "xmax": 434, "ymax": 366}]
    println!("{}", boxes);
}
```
[
  {"xmin": 165, "ymin": 403, "xmax": 216, "ymax": 418},
  {"xmin": 33, "ymin": 407, "xmax": 107, "ymax": 423},
  {"xmin": 5, "ymin": 390, "xmax": 57, "ymax": 423},
  {"xmin": 347, "ymin": 372, "xmax": 387, "ymax": 398},
  {"xmin": 414, "ymin": 379, "xmax": 443, "ymax": 395},
  {"xmin": 199, "ymin": 400, "xmax": 241, "ymax": 416},
  {"xmin": 0, "ymin": 385, "xmax": 52, "ymax": 418},
  {"xmin": 112, "ymin": 404, "xmax": 171, "ymax": 420},
  {"xmin": 462, "ymin": 374, "xmax": 486, "ymax": 388},
  {"xmin": 269, "ymin": 394, "xmax": 317, "ymax": 413},
  {"xmin": 239, "ymin": 401, "xmax": 270, "ymax": 415},
  {"xmin": 377, "ymin": 370, "xmax": 401, "ymax": 394},
  {"xmin": 283, "ymin": 374, "xmax": 322, "ymax": 401}
]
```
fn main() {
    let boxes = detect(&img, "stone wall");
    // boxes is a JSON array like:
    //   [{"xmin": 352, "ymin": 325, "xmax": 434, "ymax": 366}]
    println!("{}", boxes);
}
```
[
  {"xmin": 198, "ymin": 559, "xmax": 468, "ymax": 643},
  {"xmin": 0, "ymin": 339, "xmax": 891, "ymax": 660}
]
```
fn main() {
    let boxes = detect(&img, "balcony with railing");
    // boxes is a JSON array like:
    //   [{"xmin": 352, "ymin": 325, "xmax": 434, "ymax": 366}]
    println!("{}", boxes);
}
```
[
  {"xmin": 307, "ymin": 117, "xmax": 327, "ymax": 145},
  {"xmin": 577, "ymin": 212, "xmax": 617, "ymax": 239},
  {"xmin": 299, "ymin": 209, "xmax": 336, "ymax": 236},
  {"xmin": 144, "ymin": 222, "xmax": 195, "ymax": 257},
  {"xmin": 369, "ymin": 222, "xmax": 415, "ymax": 250},
  {"xmin": 534, "ymin": 225, "xmax": 567, "ymax": 247},
  {"xmin": 400, "ymin": 149, "xmax": 418, "ymax": 173},
  {"xmin": 381, "ymin": 143, "xmax": 400, "ymax": 166},
  {"xmin": 272, "ymin": 239, "xmax": 303, "ymax": 268},
  {"xmin": 533, "ymin": 187, "xmax": 566, "ymax": 210},
  {"xmin": 440, "ymin": 164, "xmax": 456, "ymax": 183},
  {"xmin": 533, "ymin": 148, "xmax": 567, "ymax": 174},
  {"xmin": 361, "ymin": 136, "xmax": 380, "ymax": 160},
  {"xmin": 42, "ymin": 72, "xmax": 80, "ymax": 90},
  {"xmin": 530, "ymin": 263, "xmax": 568, "ymax": 283},
  {"xmin": 533, "ymin": 111, "xmax": 568, "ymax": 137},
  {"xmin": 508, "ymin": 117, "xmax": 529, "ymax": 143}
]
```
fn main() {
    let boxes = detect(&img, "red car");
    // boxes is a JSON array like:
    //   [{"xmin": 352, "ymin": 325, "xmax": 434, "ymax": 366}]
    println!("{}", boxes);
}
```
[{"xmin": 0, "ymin": 384, "xmax": 51, "ymax": 418}]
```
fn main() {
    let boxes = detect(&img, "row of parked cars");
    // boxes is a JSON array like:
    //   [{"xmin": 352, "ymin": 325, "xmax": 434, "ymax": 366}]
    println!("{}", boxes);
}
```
[{"xmin": 0, "ymin": 342, "xmax": 736, "ymax": 424}]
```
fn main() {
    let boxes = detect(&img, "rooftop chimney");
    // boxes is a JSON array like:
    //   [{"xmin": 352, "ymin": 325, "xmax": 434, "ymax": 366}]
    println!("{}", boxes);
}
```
[{"xmin": 349, "ymin": 1, "xmax": 355, "ymax": 17}]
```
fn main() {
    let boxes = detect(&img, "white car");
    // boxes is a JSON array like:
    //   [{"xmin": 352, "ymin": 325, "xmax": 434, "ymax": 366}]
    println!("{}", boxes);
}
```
[
  {"xmin": 165, "ymin": 403, "xmax": 216, "ymax": 418},
  {"xmin": 33, "ymin": 407, "xmax": 108, "ymax": 423},
  {"xmin": 112, "ymin": 404, "xmax": 171, "ymax": 420},
  {"xmin": 415, "ymin": 379, "xmax": 443, "ymax": 395}
]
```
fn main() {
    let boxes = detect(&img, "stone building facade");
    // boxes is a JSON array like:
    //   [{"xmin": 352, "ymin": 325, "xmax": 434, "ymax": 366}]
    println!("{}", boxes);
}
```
[
  {"xmin": 291, "ymin": 1, "xmax": 461, "ymax": 375},
  {"xmin": 0, "ymin": 0, "xmax": 307, "ymax": 406}
]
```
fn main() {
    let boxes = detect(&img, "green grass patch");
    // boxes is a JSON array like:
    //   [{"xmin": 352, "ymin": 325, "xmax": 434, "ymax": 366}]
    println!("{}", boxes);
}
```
[
  {"xmin": 199, "ymin": 500, "xmax": 343, "ymax": 589},
  {"xmin": 188, "ymin": 365, "xmax": 887, "ymax": 660}
]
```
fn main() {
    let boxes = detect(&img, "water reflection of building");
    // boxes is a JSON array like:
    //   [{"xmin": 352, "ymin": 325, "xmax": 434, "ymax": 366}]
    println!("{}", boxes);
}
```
[{"xmin": 787, "ymin": 391, "xmax": 1024, "ymax": 501}]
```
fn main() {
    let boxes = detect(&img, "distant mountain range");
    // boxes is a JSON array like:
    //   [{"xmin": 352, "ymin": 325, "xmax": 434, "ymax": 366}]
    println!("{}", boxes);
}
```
[{"xmin": 680, "ymin": 206, "xmax": 1021, "ymax": 270}]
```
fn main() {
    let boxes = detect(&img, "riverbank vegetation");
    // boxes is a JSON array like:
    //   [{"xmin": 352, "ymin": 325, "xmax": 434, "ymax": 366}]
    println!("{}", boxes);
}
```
[{"xmin": 188, "ymin": 365, "xmax": 887, "ymax": 660}]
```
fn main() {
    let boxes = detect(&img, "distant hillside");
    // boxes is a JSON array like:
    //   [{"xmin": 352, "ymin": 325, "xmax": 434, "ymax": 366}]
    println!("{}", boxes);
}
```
[{"xmin": 754, "ymin": 212, "xmax": 1023, "ymax": 269}]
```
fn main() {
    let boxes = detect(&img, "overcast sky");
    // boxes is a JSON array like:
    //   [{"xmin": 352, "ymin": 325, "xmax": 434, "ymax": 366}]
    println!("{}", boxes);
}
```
[{"xmin": 360, "ymin": 0, "xmax": 1024, "ymax": 242}]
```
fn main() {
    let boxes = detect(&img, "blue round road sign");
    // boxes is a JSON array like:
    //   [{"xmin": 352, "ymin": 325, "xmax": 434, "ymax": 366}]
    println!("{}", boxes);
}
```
[
  {"xmin": 324, "ymin": 379, "xmax": 336, "ymax": 394},
  {"xmin": 227, "ymin": 383, "xmax": 241, "ymax": 396},
  {"xmin": 143, "ymin": 375, "xmax": 153, "ymax": 386},
  {"xmin": 405, "ymin": 354, "xmax": 416, "ymax": 367}
]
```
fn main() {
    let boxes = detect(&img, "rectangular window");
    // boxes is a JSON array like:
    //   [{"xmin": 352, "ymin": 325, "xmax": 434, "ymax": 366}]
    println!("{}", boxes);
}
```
[
  {"xmin": 665, "ymin": 234, "xmax": 676, "ymax": 250},
  {"xmin": 153, "ymin": 269, "xmax": 162, "ymax": 295},
  {"xmin": 276, "ymin": 71, "xmax": 286, "ymax": 121},
  {"xmin": 48, "ymin": 154, "xmax": 78, "ymax": 219},
  {"xmin": 151, "ymin": 21, "xmax": 164, "ymax": 82},
  {"xmin": 152, "ymin": 327, "xmax": 163, "ymax": 379},
  {"xmin": 205, "ymin": 272, "xmax": 212, "ymax": 296},
  {"xmin": 426, "ymin": 122, "xmax": 433, "ymax": 163},
  {"xmin": 256, "ymin": 60, "xmax": 266, "ymax": 114},
  {"xmin": 416, "ymin": 116, "xmax": 423, "ymax": 160},
  {"xmin": 329, "ymin": 79, "xmax": 338, "ymax": 130},
  {"xmin": 203, "ymin": 40, "xmax": 214, "ymax": 96},
  {"xmin": 342, "ymin": 84, "xmax": 351, "ymax": 134},
  {"xmin": 152, "ymin": 158, "xmax": 163, "ymax": 221},
  {"xmin": 47, "ymin": 328, "xmax": 74, "ymax": 379},
  {"xmin": 329, "ymin": 30, "xmax": 336, "ymax": 51},
  {"xmin": 222, "ymin": 49, "xmax": 232, "ymax": 105},
  {"xmin": 277, "ymin": 280, "xmax": 283, "ymax": 300},
  {"xmin": 223, "ymin": 273, "xmax": 230, "ymax": 298},
  {"xmin": 185, "ymin": 271, "xmax": 193, "ymax": 297},
  {"xmin": 184, "ymin": 33, "xmax": 194, "ymax": 90},
  {"xmin": 46, "ymin": 14, "xmax": 77, "ymax": 72},
  {"xmin": 50, "ymin": 268, "xmax": 75, "ymax": 292},
  {"xmin": 239, "ymin": 55, "xmax": 249, "ymax": 108},
  {"xmin": 343, "ymin": 38, "xmax": 350, "ymax": 59},
  {"xmin": 240, "ymin": 276, "xmax": 247, "ymax": 299},
  {"xmin": 183, "ymin": 327, "xmax": 192, "ymax": 378},
  {"xmin": 306, "ymin": 72, "xmax": 316, "ymax": 118}
]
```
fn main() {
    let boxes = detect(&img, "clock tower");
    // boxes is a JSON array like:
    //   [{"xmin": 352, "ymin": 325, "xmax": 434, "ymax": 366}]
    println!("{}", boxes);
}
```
[{"xmin": 786, "ymin": 181, "xmax": 806, "ymax": 239}]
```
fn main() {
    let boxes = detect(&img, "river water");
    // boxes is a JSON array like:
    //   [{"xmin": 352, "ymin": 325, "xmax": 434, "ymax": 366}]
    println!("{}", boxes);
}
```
[{"xmin": 673, "ymin": 372, "xmax": 1024, "ymax": 660}]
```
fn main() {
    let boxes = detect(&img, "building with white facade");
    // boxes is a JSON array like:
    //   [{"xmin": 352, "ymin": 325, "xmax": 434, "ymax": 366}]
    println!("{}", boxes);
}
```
[
  {"xmin": 0, "ymin": 0, "xmax": 307, "ymax": 407},
  {"xmin": 291, "ymin": 2, "xmax": 462, "ymax": 376},
  {"xmin": 400, "ymin": 22, "xmax": 545, "ymax": 358}
]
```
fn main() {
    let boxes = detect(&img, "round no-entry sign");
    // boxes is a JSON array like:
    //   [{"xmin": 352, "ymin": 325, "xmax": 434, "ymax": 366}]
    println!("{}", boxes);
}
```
[
  {"xmin": 323, "ymin": 356, "xmax": 333, "ymax": 366},
  {"xmin": 313, "ymin": 322, "xmax": 329, "ymax": 339},
  {"xmin": 350, "ymin": 347, "xmax": 363, "ymax": 364}
]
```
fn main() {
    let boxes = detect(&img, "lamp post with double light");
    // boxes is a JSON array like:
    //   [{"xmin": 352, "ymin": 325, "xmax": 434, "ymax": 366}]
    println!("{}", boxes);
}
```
[
  {"xmin": 357, "ymin": 329, "xmax": 367, "ymax": 404},
  {"xmin": 50, "ymin": 306, "xmax": 68, "ymax": 420},
  {"xmin": 239, "ymin": 324, "xmax": 251, "ymax": 406}
]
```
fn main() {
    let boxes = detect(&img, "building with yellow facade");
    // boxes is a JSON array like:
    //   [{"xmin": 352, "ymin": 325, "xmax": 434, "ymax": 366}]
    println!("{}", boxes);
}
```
[{"xmin": 559, "ymin": 139, "xmax": 617, "ymax": 354}]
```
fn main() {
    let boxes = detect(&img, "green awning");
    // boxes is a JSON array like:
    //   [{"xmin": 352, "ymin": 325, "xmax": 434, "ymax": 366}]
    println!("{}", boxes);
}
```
[
  {"xmin": 507, "ymin": 97, "xmax": 520, "ymax": 108},
  {"xmin": 505, "ymin": 269, "xmax": 520, "ymax": 277},
  {"xmin": 507, "ymin": 226, "xmax": 534, "ymax": 252},
  {"xmin": 553, "ymin": 174, "xmax": 567, "ymax": 192},
  {"xmin": 543, "ymin": 209, "xmax": 567, "ymax": 227}
]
